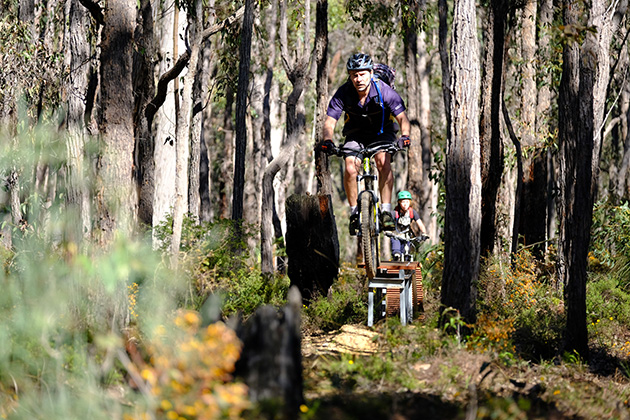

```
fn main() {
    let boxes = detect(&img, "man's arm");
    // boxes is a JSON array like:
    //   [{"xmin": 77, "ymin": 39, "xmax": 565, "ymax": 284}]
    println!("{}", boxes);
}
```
[
  {"xmin": 395, "ymin": 111, "xmax": 410, "ymax": 137},
  {"xmin": 323, "ymin": 115, "xmax": 338, "ymax": 141}
]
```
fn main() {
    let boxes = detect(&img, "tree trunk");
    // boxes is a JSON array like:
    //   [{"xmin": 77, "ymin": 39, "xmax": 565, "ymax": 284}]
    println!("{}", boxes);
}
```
[
  {"xmin": 219, "ymin": 85, "xmax": 235, "ymax": 219},
  {"xmin": 235, "ymin": 286, "xmax": 304, "ymax": 416},
  {"xmin": 438, "ymin": 0, "xmax": 451, "ymax": 140},
  {"xmin": 65, "ymin": 0, "xmax": 93, "ymax": 240},
  {"xmin": 478, "ymin": 0, "xmax": 506, "ymax": 258},
  {"xmin": 97, "ymin": 0, "xmax": 136, "ymax": 242},
  {"xmin": 441, "ymin": 0, "xmax": 481, "ymax": 324},
  {"xmin": 134, "ymin": 0, "xmax": 156, "ymax": 228},
  {"xmin": 314, "ymin": 0, "xmax": 331, "ymax": 196},
  {"xmin": 232, "ymin": 0, "xmax": 255, "ymax": 224},
  {"xmin": 8, "ymin": 170, "xmax": 22, "ymax": 228},
  {"xmin": 286, "ymin": 194, "xmax": 338, "ymax": 300},
  {"xmin": 404, "ymin": 1, "xmax": 422, "ymax": 216},
  {"xmin": 616, "ymin": 80, "xmax": 630, "ymax": 200},
  {"xmin": 199, "ymin": 42, "xmax": 214, "ymax": 223},
  {"xmin": 187, "ymin": 0, "xmax": 209, "ymax": 222},
  {"xmin": 564, "ymin": 0, "xmax": 628, "ymax": 356},
  {"xmin": 565, "ymin": 32, "xmax": 595, "ymax": 357},
  {"xmin": 417, "ymin": 25, "xmax": 436, "ymax": 240},
  {"xmin": 536, "ymin": 0, "xmax": 556, "ymax": 249},
  {"xmin": 260, "ymin": 0, "xmax": 314, "ymax": 276},
  {"xmin": 151, "ymin": 1, "xmax": 183, "ymax": 237},
  {"xmin": 519, "ymin": 0, "xmax": 547, "ymax": 257},
  {"xmin": 171, "ymin": 0, "xmax": 203, "ymax": 265},
  {"xmin": 556, "ymin": 0, "xmax": 580, "ymax": 293}
]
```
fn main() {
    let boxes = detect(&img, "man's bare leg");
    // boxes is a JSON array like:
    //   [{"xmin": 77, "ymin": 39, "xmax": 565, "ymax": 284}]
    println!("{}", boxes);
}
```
[
  {"xmin": 344, "ymin": 156, "xmax": 361, "ymax": 207},
  {"xmin": 374, "ymin": 152, "xmax": 393, "ymax": 207}
]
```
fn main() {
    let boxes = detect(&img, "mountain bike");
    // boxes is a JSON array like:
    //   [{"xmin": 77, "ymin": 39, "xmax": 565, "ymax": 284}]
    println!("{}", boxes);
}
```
[{"xmin": 323, "ymin": 140, "xmax": 403, "ymax": 278}]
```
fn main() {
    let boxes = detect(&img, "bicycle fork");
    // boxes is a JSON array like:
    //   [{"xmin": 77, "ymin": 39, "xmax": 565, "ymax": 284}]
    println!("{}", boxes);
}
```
[{"xmin": 356, "ymin": 173, "xmax": 380, "ymax": 235}]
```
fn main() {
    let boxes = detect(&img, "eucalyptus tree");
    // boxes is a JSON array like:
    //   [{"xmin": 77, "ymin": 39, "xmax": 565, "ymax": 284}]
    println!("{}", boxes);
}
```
[
  {"xmin": 64, "ymin": 0, "xmax": 98, "ymax": 241},
  {"xmin": 403, "ymin": 0, "xmax": 437, "ymax": 241},
  {"xmin": 478, "ymin": 0, "xmax": 508, "ymax": 258},
  {"xmin": 232, "ymin": 0, "xmax": 255, "ymax": 226},
  {"xmin": 441, "ymin": 0, "xmax": 481, "ymax": 324},
  {"xmin": 261, "ymin": 0, "xmax": 319, "ymax": 275},
  {"xmin": 134, "ymin": 0, "xmax": 157, "ymax": 229},
  {"xmin": 518, "ymin": 0, "xmax": 548, "ymax": 256},
  {"xmin": 170, "ymin": 0, "xmax": 204, "ymax": 265},
  {"xmin": 96, "ymin": 0, "xmax": 137, "ymax": 242},
  {"xmin": 536, "ymin": 0, "xmax": 556, "ymax": 244},
  {"xmin": 558, "ymin": 0, "xmax": 628, "ymax": 356}
]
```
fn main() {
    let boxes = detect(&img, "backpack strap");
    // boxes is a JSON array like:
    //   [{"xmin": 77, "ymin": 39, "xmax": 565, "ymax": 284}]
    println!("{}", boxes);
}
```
[{"xmin": 371, "ymin": 78, "xmax": 385, "ymax": 135}]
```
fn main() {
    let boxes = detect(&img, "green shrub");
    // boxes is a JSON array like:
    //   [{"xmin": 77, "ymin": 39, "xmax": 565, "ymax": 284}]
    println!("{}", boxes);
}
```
[
  {"xmin": 591, "ymin": 200, "xmax": 630, "ymax": 279},
  {"xmin": 303, "ymin": 264, "xmax": 367, "ymax": 331},
  {"xmin": 0, "ymin": 232, "xmax": 189, "ymax": 419},
  {"xmin": 476, "ymin": 251, "xmax": 564, "ymax": 361},
  {"xmin": 154, "ymin": 214, "xmax": 289, "ymax": 316}
]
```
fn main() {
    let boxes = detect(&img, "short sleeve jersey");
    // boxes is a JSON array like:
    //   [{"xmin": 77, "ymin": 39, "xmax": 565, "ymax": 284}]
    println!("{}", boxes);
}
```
[{"xmin": 326, "ymin": 79, "xmax": 406, "ymax": 142}]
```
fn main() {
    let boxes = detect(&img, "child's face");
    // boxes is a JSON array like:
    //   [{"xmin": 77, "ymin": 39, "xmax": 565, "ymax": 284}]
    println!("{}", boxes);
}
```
[{"xmin": 399, "ymin": 199, "xmax": 411, "ymax": 211}]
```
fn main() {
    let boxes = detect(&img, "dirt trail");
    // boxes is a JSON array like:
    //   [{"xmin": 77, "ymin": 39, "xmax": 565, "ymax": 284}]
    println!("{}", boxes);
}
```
[{"xmin": 302, "ymin": 324, "xmax": 380, "ymax": 357}]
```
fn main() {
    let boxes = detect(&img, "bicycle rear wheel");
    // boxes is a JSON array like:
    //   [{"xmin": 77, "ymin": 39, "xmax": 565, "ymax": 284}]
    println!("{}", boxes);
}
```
[{"xmin": 360, "ymin": 193, "xmax": 379, "ymax": 278}]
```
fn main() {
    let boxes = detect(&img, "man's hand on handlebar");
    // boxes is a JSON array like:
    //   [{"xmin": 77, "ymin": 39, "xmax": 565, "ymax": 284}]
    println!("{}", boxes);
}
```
[
  {"xmin": 317, "ymin": 139, "xmax": 337, "ymax": 155},
  {"xmin": 397, "ymin": 135, "xmax": 411, "ymax": 149}
]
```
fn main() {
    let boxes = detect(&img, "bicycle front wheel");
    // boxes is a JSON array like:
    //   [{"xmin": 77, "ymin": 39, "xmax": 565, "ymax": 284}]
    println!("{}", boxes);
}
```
[{"xmin": 360, "ymin": 193, "xmax": 379, "ymax": 279}]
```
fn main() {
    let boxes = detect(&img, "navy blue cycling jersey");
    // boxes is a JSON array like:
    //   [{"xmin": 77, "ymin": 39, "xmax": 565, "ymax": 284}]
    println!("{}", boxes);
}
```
[{"xmin": 326, "ymin": 78, "xmax": 406, "ymax": 143}]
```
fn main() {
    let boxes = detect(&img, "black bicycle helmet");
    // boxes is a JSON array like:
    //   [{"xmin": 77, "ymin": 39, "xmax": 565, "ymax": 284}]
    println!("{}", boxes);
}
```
[{"xmin": 346, "ymin": 53, "xmax": 373, "ymax": 71}]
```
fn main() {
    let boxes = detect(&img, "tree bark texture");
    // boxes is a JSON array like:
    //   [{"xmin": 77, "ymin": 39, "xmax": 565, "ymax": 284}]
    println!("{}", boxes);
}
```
[
  {"xmin": 199, "ymin": 40, "xmax": 215, "ymax": 222},
  {"xmin": 536, "ymin": 0, "xmax": 556, "ymax": 246},
  {"xmin": 519, "ymin": 0, "xmax": 547, "ymax": 256},
  {"xmin": 417, "ymin": 27, "xmax": 436, "ymax": 240},
  {"xmin": 404, "ymin": 1, "xmax": 422, "ymax": 213},
  {"xmin": 97, "ymin": 0, "xmax": 137, "ymax": 241},
  {"xmin": 134, "ymin": 0, "xmax": 156, "ymax": 228},
  {"xmin": 232, "ymin": 0, "xmax": 255, "ymax": 223},
  {"xmin": 151, "ymin": 1, "xmax": 182, "ymax": 236},
  {"xmin": 556, "ymin": 0, "xmax": 580, "ymax": 292},
  {"xmin": 235, "ymin": 286, "xmax": 304, "ymax": 416},
  {"xmin": 438, "ymin": 0, "xmax": 451, "ymax": 140},
  {"xmin": 285, "ymin": 193, "xmax": 339, "ymax": 301},
  {"xmin": 564, "ymin": 0, "xmax": 628, "ymax": 356},
  {"xmin": 65, "ymin": 0, "xmax": 93, "ymax": 239},
  {"xmin": 478, "ymin": 0, "xmax": 505, "ymax": 258},
  {"xmin": 616, "ymin": 78, "xmax": 630, "ymax": 200},
  {"xmin": 314, "ymin": 0, "xmax": 332, "ymax": 196},
  {"xmin": 441, "ymin": 0, "xmax": 481, "ymax": 324},
  {"xmin": 170, "ymin": 0, "xmax": 202, "ymax": 264}
]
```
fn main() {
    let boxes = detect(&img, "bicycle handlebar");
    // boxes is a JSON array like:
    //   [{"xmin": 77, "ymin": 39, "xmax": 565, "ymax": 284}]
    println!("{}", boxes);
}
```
[
  {"xmin": 321, "ymin": 140, "xmax": 403, "ymax": 158},
  {"xmin": 385, "ymin": 231, "xmax": 430, "ymax": 244}
]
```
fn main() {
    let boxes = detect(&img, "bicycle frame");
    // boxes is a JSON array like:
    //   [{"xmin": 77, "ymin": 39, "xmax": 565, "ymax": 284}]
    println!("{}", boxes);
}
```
[{"xmin": 356, "ymin": 155, "xmax": 380, "ymax": 236}]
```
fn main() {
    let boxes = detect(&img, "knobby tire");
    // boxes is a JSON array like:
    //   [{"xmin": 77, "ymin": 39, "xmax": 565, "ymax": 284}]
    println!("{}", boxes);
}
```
[{"xmin": 361, "ymin": 193, "xmax": 379, "ymax": 279}]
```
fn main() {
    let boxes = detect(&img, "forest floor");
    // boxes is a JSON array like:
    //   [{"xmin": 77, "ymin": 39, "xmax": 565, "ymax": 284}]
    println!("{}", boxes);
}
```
[{"xmin": 300, "ymin": 311, "xmax": 630, "ymax": 419}]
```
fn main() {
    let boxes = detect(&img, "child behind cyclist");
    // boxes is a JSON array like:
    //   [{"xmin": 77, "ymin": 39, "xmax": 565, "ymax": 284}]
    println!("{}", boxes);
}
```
[{"xmin": 391, "ymin": 190, "xmax": 428, "ymax": 261}]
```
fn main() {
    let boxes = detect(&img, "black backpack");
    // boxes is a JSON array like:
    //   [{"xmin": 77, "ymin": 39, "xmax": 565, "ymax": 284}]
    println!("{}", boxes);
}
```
[
  {"xmin": 373, "ymin": 63, "xmax": 396, "ymax": 89},
  {"xmin": 371, "ymin": 63, "xmax": 396, "ymax": 135}
]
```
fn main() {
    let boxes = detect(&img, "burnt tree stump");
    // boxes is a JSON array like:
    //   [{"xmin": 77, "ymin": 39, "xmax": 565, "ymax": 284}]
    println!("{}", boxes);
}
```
[
  {"xmin": 235, "ymin": 286, "xmax": 304, "ymax": 418},
  {"xmin": 285, "ymin": 193, "xmax": 339, "ymax": 301}
]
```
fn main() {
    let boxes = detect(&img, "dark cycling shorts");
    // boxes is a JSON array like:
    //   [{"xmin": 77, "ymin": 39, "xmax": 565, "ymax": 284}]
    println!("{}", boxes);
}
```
[{"xmin": 342, "ymin": 131, "xmax": 397, "ymax": 159}]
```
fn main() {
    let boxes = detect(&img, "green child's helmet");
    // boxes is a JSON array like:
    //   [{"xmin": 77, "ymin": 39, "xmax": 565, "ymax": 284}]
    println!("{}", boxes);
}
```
[{"xmin": 397, "ymin": 190, "xmax": 412, "ymax": 201}]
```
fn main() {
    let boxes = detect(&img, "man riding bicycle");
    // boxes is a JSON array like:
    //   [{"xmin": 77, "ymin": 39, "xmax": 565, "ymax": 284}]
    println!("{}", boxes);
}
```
[{"xmin": 319, "ymin": 53, "xmax": 411, "ymax": 236}]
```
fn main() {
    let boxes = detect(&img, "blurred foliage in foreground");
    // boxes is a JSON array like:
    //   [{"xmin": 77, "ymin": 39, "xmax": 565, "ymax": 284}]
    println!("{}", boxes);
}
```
[{"xmin": 0, "ymin": 222, "xmax": 255, "ymax": 419}]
